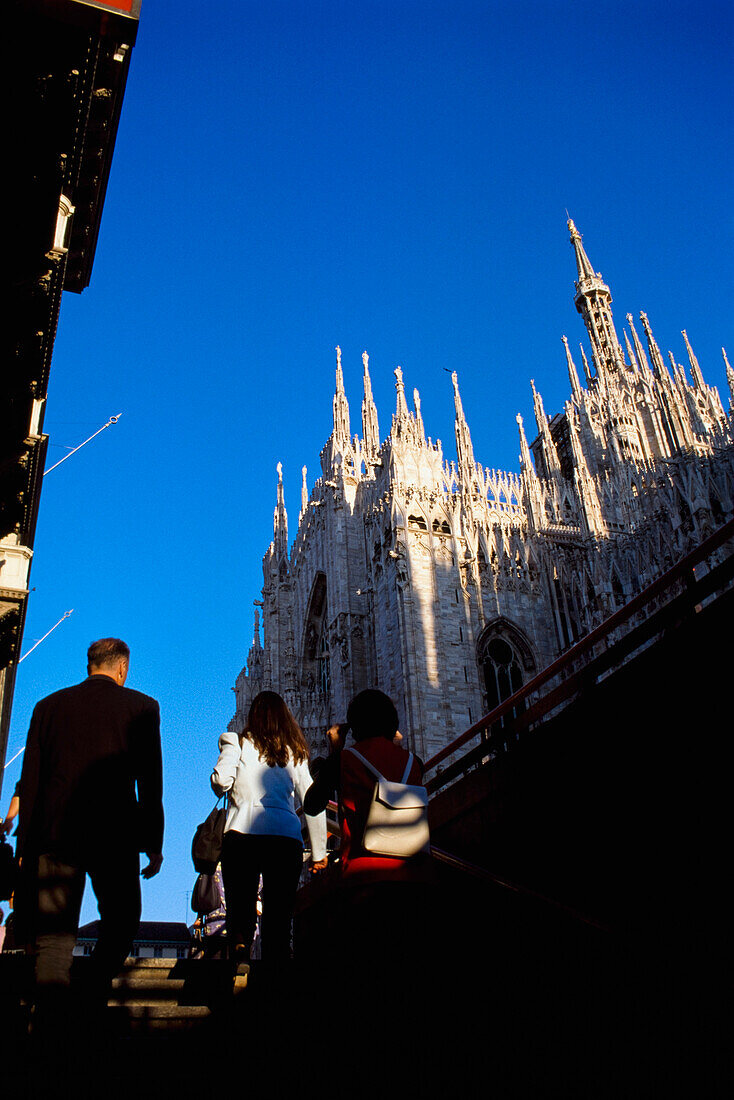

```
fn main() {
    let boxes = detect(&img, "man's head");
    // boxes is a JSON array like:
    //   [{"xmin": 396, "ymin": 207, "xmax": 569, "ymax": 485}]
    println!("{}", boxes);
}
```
[
  {"xmin": 346, "ymin": 689, "xmax": 399, "ymax": 743},
  {"xmin": 87, "ymin": 638, "xmax": 130, "ymax": 685}
]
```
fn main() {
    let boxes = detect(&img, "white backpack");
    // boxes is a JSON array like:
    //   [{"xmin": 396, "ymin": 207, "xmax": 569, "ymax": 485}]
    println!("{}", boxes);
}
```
[{"xmin": 346, "ymin": 747, "xmax": 431, "ymax": 858}]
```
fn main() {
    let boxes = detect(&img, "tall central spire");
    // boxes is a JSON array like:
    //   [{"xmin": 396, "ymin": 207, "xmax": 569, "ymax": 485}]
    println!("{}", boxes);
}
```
[
  {"xmin": 332, "ymin": 345, "xmax": 351, "ymax": 445},
  {"xmin": 567, "ymin": 218, "xmax": 625, "ymax": 376},
  {"xmin": 568, "ymin": 218, "xmax": 597, "ymax": 283}
]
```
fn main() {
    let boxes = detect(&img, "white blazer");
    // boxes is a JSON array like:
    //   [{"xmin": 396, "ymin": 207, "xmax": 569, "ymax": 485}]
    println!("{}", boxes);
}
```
[{"xmin": 211, "ymin": 730, "xmax": 327, "ymax": 861}]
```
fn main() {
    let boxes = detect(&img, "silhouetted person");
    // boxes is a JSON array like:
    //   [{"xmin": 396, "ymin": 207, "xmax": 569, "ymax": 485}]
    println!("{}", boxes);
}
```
[
  {"xmin": 0, "ymin": 782, "xmax": 20, "ymax": 836},
  {"xmin": 211, "ymin": 690, "xmax": 327, "ymax": 966},
  {"xmin": 17, "ymin": 638, "xmax": 164, "ymax": 1024},
  {"xmin": 303, "ymin": 689, "xmax": 434, "ymax": 965}
]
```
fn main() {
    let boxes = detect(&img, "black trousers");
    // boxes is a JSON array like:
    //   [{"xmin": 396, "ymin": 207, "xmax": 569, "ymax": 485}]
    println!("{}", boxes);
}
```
[
  {"xmin": 220, "ymin": 831, "xmax": 303, "ymax": 961},
  {"xmin": 32, "ymin": 849, "xmax": 141, "ymax": 995}
]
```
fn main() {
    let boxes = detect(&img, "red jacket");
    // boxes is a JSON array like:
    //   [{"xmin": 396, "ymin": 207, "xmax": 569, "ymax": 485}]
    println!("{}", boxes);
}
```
[{"xmin": 339, "ymin": 737, "xmax": 427, "ymax": 883}]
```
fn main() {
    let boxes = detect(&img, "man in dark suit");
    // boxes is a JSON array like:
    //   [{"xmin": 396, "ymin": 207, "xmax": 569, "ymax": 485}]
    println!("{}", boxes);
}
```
[{"xmin": 17, "ymin": 637, "xmax": 164, "ymax": 1008}]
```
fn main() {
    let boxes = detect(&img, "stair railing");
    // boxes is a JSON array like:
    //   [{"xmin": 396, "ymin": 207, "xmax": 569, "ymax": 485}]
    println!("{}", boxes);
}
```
[{"xmin": 423, "ymin": 515, "xmax": 734, "ymax": 796}]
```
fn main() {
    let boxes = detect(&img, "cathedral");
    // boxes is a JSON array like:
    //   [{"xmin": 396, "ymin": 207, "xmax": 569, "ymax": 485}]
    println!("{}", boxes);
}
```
[{"xmin": 229, "ymin": 221, "xmax": 734, "ymax": 763}]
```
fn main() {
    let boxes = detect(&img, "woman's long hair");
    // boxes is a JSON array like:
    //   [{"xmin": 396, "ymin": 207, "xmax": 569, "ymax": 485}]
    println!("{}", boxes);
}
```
[{"xmin": 245, "ymin": 691, "xmax": 309, "ymax": 768}]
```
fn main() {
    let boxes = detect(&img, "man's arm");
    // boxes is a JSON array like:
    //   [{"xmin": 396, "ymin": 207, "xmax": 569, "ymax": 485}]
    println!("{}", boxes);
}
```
[
  {"xmin": 134, "ymin": 701, "xmax": 164, "ymax": 876},
  {"xmin": 141, "ymin": 852, "xmax": 163, "ymax": 879},
  {"xmin": 0, "ymin": 785, "xmax": 20, "ymax": 836},
  {"xmin": 16, "ymin": 707, "xmax": 43, "ymax": 858},
  {"xmin": 303, "ymin": 723, "xmax": 348, "ymax": 816},
  {"xmin": 303, "ymin": 752, "xmax": 340, "ymax": 816}
]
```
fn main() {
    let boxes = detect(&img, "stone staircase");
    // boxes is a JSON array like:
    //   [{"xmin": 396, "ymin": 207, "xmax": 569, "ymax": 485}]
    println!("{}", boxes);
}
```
[
  {"xmin": 107, "ymin": 956, "xmax": 249, "ymax": 1032},
  {"xmin": 0, "ymin": 953, "xmax": 250, "ymax": 1038}
]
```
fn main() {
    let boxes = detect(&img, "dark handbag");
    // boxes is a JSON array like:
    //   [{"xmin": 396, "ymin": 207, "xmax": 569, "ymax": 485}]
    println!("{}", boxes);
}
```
[
  {"xmin": 0, "ymin": 839, "xmax": 18, "ymax": 902},
  {"xmin": 191, "ymin": 798, "xmax": 226, "ymax": 875},
  {"xmin": 191, "ymin": 870, "xmax": 223, "ymax": 915}
]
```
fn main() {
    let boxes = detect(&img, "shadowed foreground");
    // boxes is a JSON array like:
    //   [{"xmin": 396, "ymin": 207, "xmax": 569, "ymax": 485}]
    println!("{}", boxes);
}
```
[{"xmin": 1, "ymin": 876, "xmax": 728, "ymax": 1100}]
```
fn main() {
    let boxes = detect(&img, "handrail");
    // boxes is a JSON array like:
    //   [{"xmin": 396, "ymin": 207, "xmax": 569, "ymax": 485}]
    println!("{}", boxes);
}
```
[
  {"xmin": 302, "ymin": 800, "xmax": 610, "ymax": 931},
  {"xmin": 430, "ymin": 846, "xmax": 612, "ymax": 932},
  {"xmin": 424, "ymin": 514, "xmax": 734, "ymax": 775},
  {"xmin": 298, "ymin": 513, "xmax": 731, "ymax": 933}
]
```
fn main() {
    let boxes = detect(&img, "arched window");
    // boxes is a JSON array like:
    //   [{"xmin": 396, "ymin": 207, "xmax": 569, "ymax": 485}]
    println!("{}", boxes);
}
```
[
  {"xmin": 301, "ymin": 573, "xmax": 329, "ymax": 695},
  {"xmin": 477, "ymin": 620, "xmax": 537, "ymax": 737},
  {"xmin": 482, "ymin": 636, "xmax": 524, "ymax": 712},
  {"xmin": 408, "ymin": 513, "xmax": 428, "ymax": 531}
]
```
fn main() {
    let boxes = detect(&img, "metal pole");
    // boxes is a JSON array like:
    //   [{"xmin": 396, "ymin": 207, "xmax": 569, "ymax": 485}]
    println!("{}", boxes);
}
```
[
  {"xmin": 3, "ymin": 747, "xmax": 24, "ymax": 770},
  {"xmin": 44, "ymin": 414, "xmax": 122, "ymax": 476},
  {"xmin": 18, "ymin": 609, "xmax": 73, "ymax": 663}
]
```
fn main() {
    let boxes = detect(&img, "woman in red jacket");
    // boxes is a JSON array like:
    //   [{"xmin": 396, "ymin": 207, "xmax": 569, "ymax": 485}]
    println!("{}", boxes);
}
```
[{"xmin": 306, "ymin": 690, "xmax": 428, "ymax": 875}]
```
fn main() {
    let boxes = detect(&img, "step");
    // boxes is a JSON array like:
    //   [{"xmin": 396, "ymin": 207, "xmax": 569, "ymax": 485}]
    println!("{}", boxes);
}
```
[
  {"xmin": 108, "ymin": 1004, "xmax": 213, "ymax": 1033},
  {"xmin": 0, "ymin": 954, "xmax": 250, "ymax": 1036},
  {"xmin": 110, "ymin": 962, "xmax": 249, "ymax": 1005}
]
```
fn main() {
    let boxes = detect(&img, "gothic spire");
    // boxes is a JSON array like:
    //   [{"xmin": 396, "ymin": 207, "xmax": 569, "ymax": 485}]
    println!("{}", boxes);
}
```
[
  {"xmin": 579, "ymin": 343, "xmax": 593, "ymax": 385},
  {"xmin": 531, "ymin": 379, "xmax": 562, "ymax": 480},
  {"xmin": 361, "ymin": 350, "xmax": 380, "ymax": 459},
  {"xmin": 623, "ymin": 331, "xmax": 639, "ymax": 373},
  {"xmin": 641, "ymin": 313, "xmax": 693, "ymax": 453},
  {"xmin": 567, "ymin": 218, "xmax": 625, "ymax": 375},
  {"xmin": 562, "ymin": 335, "xmax": 583, "ymax": 402},
  {"xmin": 301, "ymin": 465, "xmax": 308, "ymax": 515},
  {"xmin": 531, "ymin": 378, "xmax": 550, "ymax": 435},
  {"xmin": 394, "ymin": 365, "xmax": 409, "ymax": 420},
  {"xmin": 682, "ymin": 330, "xmax": 705, "ymax": 390},
  {"xmin": 452, "ymin": 371, "xmax": 476, "ymax": 477},
  {"xmin": 414, "ymin": 388, "xmax": 426, "ymax": 443},
  {"xmin": 639, "ymin": 312, "xmax": 667, "ymax": 380},
  {"xmin": 517, "ymin": 412, "xmax": 534, "ymax": 473},
  {"xmin": 567, "ymin": 217, "xmax": 597, "ymax": 283},
  {"xmin": 273, "ymin": 461, "xmax": 288, "ymax": 557},
  {"xmin": 332, "ymin": 345, "xmax": 351, "ymax": 445},
  {"xmin": 627, "ymin": 313, "xmax": 651, "ymax": 374},
  {"xmin": 668, "ymin": 351, "xmax": 687, "ymax": 390},
  {"xmin": 724, "ymin": 348, "xmax": 734, "ymax": 416},
  {"xmin": 516, "ymin": 412, "xmax": 543, "ymax": 533}
]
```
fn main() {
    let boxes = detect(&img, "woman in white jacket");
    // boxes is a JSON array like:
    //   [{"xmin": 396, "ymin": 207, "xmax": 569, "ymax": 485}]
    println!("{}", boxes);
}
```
[{"xmin": 211, "ymin": 691, "xmax": 327, "ymax": 962}]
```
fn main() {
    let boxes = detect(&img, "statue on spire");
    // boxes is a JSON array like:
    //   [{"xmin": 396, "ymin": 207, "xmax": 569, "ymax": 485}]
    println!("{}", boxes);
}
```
[
  {"xmin": 332, "ymin": 344, "xmax": 351, "ymax": 444},
  {"xmin": 273, "ymin": 461, "xmax": 288, "ymax": 555},
  {"xmin": 361, "ymin": 349, "xmax": 380, "ymax": 459},
  {"xmin": 393, "ymin": 365, "xmax": 409, "ymax": 420}
]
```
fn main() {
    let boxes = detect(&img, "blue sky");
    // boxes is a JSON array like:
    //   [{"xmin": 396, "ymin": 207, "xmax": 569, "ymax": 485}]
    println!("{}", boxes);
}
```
[{"xmin": 5, "ymin": 0, "xmax": 732, "ymax": 925}]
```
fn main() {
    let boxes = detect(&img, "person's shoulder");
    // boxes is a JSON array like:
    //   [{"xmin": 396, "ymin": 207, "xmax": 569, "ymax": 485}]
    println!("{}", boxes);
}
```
[
  {"xmin": 353, "ymin": 737, "xmax": 423, "ymax": 772},
  {"xmin": 119, "ymin": 685, "xmax": 159, "ymax": 712},
  {"xmin": 220, "ymin": 729, "xmax": 244, "ymax": 752},
  {"xmin": 32, "ymin": 680, "xmax": 86, "ymax": 711},
  {"xmin": 291, "ymin": 753, "xmax": 313, "ymax": 776},
  {"xmin": 353, "ymin": 735, "xmax": 400, "ymax": 759}
]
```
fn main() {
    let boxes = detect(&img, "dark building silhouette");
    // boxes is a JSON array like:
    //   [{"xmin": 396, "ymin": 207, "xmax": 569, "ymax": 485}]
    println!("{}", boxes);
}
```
[{"xmin": 1, "ymin": 1, "xmax": 140, "ymax": 781}]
